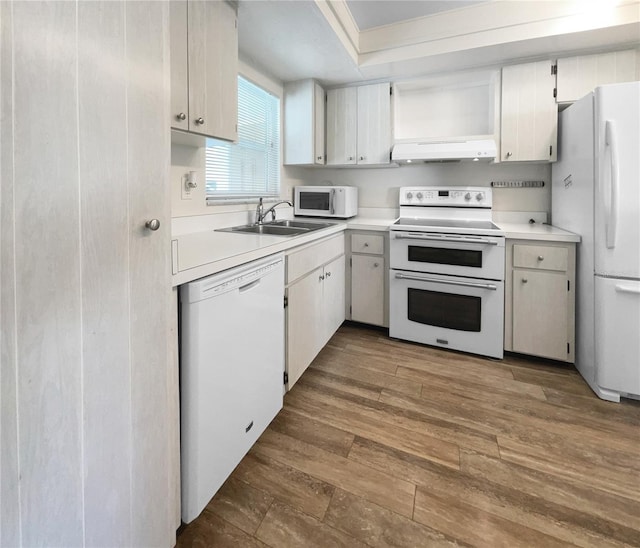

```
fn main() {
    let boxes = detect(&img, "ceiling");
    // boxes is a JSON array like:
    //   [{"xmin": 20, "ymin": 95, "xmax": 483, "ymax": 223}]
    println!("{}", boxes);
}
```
[
  {"xmin": 345, "ymin": 0, "xmax": 489, "ymax": 30},
  {"xmin": 238, "ymin": 0, "xmax": 640, "ymax": 87}
]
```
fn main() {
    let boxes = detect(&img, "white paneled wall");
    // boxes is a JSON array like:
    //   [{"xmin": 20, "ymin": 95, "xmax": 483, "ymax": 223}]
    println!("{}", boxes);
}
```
[{"xmin": 0, "ymin": 2, "xmax": 177, "ymax": 546}]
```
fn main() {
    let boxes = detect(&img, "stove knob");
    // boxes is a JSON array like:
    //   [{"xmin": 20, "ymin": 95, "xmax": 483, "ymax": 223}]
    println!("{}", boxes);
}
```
[
  {"xmin": 476, "ymin": 192, "xmax": 484, "ymax": 201},
  {"xmin": 416, "ymin": 192, "xmax": 423, "ymax": 200},
  {"xmin": 406, "ymin": 192, "xmax": 413, "ymax": 200},
  {"xmin": 464, "ymin": 193, "xmax": 471, "ymax": 201}
]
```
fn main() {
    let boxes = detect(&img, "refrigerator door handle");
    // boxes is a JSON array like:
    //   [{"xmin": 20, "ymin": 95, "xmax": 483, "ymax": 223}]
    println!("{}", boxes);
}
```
[
  {"xmin": 604, "ymin": 120, "xmax": 619, "ymax": 249},
  {"xmin": 615, "ymin": 284, "xmax": 640, "ymax": 296}
]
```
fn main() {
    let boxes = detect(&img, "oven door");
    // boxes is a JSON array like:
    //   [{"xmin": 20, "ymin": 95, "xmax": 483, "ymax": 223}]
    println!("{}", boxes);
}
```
[
  {"xmin": 390, "ymin": 231, "xmax": 505, "ymax": 280},
  {"xmin": 389, "ymin": 270, "xmax": 504, "ymax": 359}
]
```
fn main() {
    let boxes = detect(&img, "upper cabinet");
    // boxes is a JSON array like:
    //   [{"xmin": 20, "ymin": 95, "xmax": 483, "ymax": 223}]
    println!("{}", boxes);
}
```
[
  {"xmin": 326, "ymin": 82, "xmax": 391, "ymax": 166},
  {"xmin": 500, "ymin": 60, "xmax": 557, "ymax": 163},
  {"xmin": 283, "ymin": 79, "xmax": 326, "ymax": 166},
  {"xmin": 170, "ymin": 0, "xmax": 238, "ymax": 142},
  {"xmin": 556, "ymin": 49, "xmax": 639, "ymax": 104}
]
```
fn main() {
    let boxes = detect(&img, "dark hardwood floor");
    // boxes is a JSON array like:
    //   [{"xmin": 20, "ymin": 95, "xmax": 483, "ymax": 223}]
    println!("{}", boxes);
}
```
[{"xmin": 176, "ymin": 323, "xmax": 640, "ymax": 547}]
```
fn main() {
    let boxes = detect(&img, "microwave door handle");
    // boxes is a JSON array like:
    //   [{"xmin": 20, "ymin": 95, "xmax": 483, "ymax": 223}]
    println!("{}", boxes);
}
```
[
  {"xmin": 394, "ymin": 272, "xmax": 498, "ymax": 291},
  {"xmin": 394, "ymin": 233, "xmax": 499, "ymax": 246},
  {"xmin": 330, "ymin": 188, "xmax": 335, "ymax": 215}
]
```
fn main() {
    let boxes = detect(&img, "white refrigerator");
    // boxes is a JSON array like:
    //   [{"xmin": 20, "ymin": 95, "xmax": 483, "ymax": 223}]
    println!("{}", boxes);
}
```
[{"xmin": 552, "ymin": 81, "xmax": 640, "ymax": 402}]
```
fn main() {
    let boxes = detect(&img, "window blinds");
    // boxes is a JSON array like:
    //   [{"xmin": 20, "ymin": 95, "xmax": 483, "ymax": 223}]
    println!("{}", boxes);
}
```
[{"xmin": 206, "ymin": 76, "xmax": 280, "ymax": 200}]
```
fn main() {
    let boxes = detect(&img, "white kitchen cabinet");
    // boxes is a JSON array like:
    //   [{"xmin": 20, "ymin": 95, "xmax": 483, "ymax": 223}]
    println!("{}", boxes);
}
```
[
  {"xmin": 504, "ymin": 240, "xmax": 575, "ymax": 362},
  {"xmin": 501, "ymin": 60, "xmax": 557, "ymax": 162},
  {"xmin": 285, "ymin": 234, "xmax": 345, "ymax": 388},
  {"xmin": 170, "ymin": 0, "xmax": 238, "ymax": 141},
  {"xmin": 326, "ymin": 82, "xmax": 391, "ymax": 166},
  {"xmin": 284, "ymin": 79, "xmax": 326, "ymax": 165},
  {"xmin": 556, "ymin": 49, "xmax": 638, "ymax": 104},
  {"xmin": 326, "ymin": 86, "xmax": 357, "ymax": 165},
  {"xmin": 347, "ymin": 232, "xmax": 387, "ymax": 327},
  {"xmin": 1, "ymin": 2, "xmax": 175, "ymax": 545}
]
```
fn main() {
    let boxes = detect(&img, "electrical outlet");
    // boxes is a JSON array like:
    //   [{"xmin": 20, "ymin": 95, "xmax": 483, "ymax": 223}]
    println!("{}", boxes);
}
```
[
  {"xmin": 181, "ymin": 173, "xmax": 192, "ymax": 200},
  {"xmin": 182, "ymin": 171, "xmax": 197, "ymax": 200}
]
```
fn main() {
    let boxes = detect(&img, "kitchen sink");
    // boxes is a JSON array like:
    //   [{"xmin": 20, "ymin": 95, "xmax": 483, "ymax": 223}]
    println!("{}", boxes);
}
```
[
  {"xmin": 268, "ymin": 219, "xmax": 334, "ymax": 230},
  {"xmin": 217, "ymin": 219, "xmax": 335, "ymax": 237}
]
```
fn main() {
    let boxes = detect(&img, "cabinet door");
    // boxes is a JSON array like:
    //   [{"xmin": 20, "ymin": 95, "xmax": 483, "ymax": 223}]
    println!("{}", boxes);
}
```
[
  {"xmin": 326, "ymin": 87, "xmax": 357, "ymax": 165},
  {"xmin": 512, "ymin": 270, "xmax": 569, "ymax": 361},
  {"xmin": 188, "ymin": 0, "xmax": 237, "ymax": 141},
  {"xmin": 286, "ymin": 266, "xmax": 324, "ymax": 389},
  {"xmin": 313, "ymin": 82, "xmax": 326, "ymax": 164},
  {"xmin": 556, "ymin": 50, "xmax": 638, "ymax": 104},
  {"xmin": 169, "ymin": 0, "xmax": 189, "ymax": 130},
  {"xmin": 321, "ymin": 255, "xmax": 346, "ymax": 346},
  {"xmin": 284, "ymin": 79, "xmax": 324, "ymax": 165},
  {"xmin": 501, "ymin": 61, "xmax": 557, "ymax": 162},
  {"xmin": 351, "ymin": 255, "xmax": 384, "ymax": 326},
  {"xmin": 357, "ymin": 82, "xmax": 391, "ymax": 165}
]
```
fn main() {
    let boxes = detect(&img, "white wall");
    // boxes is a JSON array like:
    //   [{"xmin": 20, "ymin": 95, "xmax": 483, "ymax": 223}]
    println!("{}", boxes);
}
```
[
  {"xmin": 287, "ymin": 161, "xmax": 551, "ymax": 216},
  {"xmin": 171, "ymin": 59, "xmax": 303, "ymax": 233}
]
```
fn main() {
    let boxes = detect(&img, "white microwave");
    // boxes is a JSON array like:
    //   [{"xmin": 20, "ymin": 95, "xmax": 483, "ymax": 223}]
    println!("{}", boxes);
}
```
[{"xmin": 294, "ymin": 186, "xmax": 358, "ymax": 218}]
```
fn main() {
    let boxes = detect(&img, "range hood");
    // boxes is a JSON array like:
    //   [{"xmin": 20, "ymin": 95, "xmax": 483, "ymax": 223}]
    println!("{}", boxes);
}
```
[{"xmin": 392, "ymin": 139, "xmax": 497, "ymax": 163}]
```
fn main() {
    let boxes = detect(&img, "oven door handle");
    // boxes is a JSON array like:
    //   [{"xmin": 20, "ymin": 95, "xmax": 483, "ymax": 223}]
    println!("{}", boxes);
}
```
[
  {"xmin": 393, "ymin": 233, "xmax": 499, "ymax": 245},
  {"xmin": 394, "ymin": 272, "xmax": 498, "ymax": 291}
]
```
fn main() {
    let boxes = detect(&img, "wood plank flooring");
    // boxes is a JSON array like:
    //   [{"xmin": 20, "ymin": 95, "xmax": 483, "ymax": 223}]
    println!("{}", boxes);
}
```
[{"xmin": 176, "ymin": 324, "xmax": 640, "ymax": 547}]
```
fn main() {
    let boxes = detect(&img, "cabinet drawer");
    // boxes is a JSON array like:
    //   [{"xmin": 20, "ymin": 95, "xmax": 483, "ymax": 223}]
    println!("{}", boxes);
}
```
[
  {"xmin": 287, "ymin": 234, "xmax": 345, "ymax": 284},
  {"xmin": 351, "ymin": 233, "xmax": 384, "ymax": 255},
  {"xmin": 513, "ymin": 244, "xmax": 568, "ymax": 272}
]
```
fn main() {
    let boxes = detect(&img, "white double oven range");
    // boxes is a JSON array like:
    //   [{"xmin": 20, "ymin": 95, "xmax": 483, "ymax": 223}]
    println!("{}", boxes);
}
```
[{"xmin": 389, "ymin": 187, "xmax": 505, "ymax": 359}]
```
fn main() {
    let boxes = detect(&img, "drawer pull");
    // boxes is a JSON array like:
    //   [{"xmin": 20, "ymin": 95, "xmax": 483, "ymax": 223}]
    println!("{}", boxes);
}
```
[
  {"xmin": 522, "ymin": 278, "xmax": 528, "ymax": 283},
  {"xmin": 538, "ymin": 255, "xmax": 544, "ymax": 261},
  {"xmin": 374, "ymin": 262, "xmax": 379, "ymax": 267},
  {"xmin": 364, "ymin": 243, "xmax": 369, "ymax": 247}
]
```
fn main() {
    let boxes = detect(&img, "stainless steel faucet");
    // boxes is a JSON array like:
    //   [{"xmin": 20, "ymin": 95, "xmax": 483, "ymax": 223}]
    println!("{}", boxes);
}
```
[{"xmin": 255, "ymin": 197, "xmax": 293, "ymax": 224}]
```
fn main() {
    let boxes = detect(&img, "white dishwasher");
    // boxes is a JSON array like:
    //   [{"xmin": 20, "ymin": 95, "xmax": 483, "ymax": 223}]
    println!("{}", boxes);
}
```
[{"xmin": 179, "ymin": 253, "xmax": 284, "ymax": 523}]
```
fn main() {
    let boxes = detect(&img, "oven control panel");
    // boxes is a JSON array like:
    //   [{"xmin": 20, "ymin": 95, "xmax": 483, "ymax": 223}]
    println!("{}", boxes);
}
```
[{"xmin": 399, "ymin": 186, "xmax": 492, "ymax": 207}]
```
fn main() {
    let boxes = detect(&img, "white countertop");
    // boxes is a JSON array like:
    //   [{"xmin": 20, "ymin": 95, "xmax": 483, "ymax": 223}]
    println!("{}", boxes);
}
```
[
  {"xmin": 172, "ymin": 216, "xmax": 580, "ymax": 286},
  {"xmin": 496, "ymin": 222, "xmax": 581, "ymax": 242},
  {"xmin": 172, "ymin": 222, "xmax": 347, "ymax": 286},
  {"xmin": 347, "ymin": 217, "xmax": 396, "ymax": 231}
]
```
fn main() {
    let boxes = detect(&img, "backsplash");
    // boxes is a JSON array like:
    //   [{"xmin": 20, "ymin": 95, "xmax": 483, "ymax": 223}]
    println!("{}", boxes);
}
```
[
  {"xmin": 171, "ymin": 142, "xmax": 551, "ymax": 235},
  {"xmin": 285, "ymin": 161, "xmax": 551, "ymax": 214}
]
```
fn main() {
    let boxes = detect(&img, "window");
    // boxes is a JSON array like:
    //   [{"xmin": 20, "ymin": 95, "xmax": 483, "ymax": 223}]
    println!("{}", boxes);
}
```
[{"xmin": 206, "ymin": 76, "xmax": 280, "ymax": 201}]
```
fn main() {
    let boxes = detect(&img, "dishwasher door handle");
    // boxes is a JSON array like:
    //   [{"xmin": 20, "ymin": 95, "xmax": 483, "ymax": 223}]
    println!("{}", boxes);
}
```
[{"xmin": 239, "ymin": 279, "xmax": 261, "ymax": 292}]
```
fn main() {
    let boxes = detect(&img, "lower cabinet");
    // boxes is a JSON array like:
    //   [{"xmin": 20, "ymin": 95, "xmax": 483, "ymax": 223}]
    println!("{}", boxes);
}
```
[
  {"xmin": 347, "ymin": 231, "xmax": 388, "ymax": 327},
  {"xmin": 505, "ymin": 240, "xmax": 576, "ymax": 362},
  {"xmin": 285, "ymin": 234, "xmax": 345, "ymax": 389}
]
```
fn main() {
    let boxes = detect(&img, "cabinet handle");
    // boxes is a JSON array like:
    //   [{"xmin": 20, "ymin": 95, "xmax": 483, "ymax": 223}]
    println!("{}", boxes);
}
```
[
  {"xmin": 538, "ymin": 255, "xmax": 544, "ymax": 261},
  {"xmin": 359, "ymin": 156, "xmax": 365, "ymax": 161},
  {"xmin": 522, "ymin": 278, "xmax": 528, "ymax": 283},
  {"xmin": 374, "ymin": 262, "xmax": 379, "ymax": 267},
  {"xmin": 195, "ymin": 117, "xmax": 204, "ymax": 125},
  {"xmin": 363, "ymin": 243, "xmax": 369, "ymax": 247},
  {"xmin": 326, "ymin": 271, "xmax": 331, "ymax": 278},
  {"xmin": 176, "ymin": 112, "xmax": 186, "ymax": 121},
  {"xmin": 319, "ymin": 274, "xmax": 325, "ymax": 281},
  {"xmin": 145, "ymin": 219, "xmax": 161, "ymax": 231},
  {"xmin": 348, "ymin": 156, "xmax": 354, "ymax": 161},
  {"xmin": 506, "ymin": 152, "xmax": 512, "ymax": 158},
  {"xmin": 317, "ymin": 156, "xmax": 323, "ymax": 161}
]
